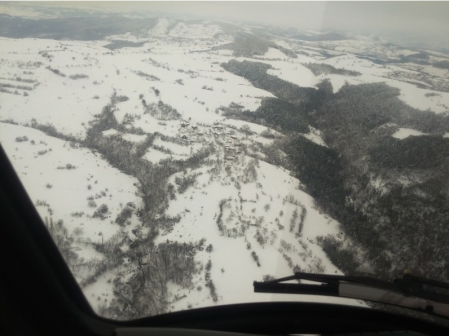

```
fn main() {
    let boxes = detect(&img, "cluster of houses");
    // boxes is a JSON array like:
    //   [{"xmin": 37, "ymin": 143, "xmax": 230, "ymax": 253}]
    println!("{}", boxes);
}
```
[
  {"xmin": 177, "ymin": 120, "xmax": 242, "ymax": 162},
  {"xmin": 177, "ymin": 120, "xmax": 209, "ymax": 142},
  {"xmin": 223, "ymin": 134, "xmax": 241, "ymax": 162}
]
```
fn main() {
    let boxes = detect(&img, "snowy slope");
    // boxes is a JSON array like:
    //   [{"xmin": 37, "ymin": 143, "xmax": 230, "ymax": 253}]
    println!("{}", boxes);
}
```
[
  {"xmin": 0, "ymin": 123, "xmax": 143, "ymax": 242},
  {"xmin": 154, "ymin": 149, "xmax": 364, "ymax": 310}
]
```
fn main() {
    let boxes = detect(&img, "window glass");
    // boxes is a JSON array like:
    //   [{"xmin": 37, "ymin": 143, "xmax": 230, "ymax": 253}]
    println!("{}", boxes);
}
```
[{"xmin": 1, "ymin": 1, "xmax": 448, "ymax": 321}]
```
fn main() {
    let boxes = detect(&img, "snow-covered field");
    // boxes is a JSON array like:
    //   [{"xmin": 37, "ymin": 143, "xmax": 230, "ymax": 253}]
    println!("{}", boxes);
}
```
[
  {"xmin": 0, "ymin": 122, "xmax": 143, "ymax": 309},
  {"xmin": 157, "ymin": 154, "xmax": 361, "ymax": 311},
  {"xmin": 392, "ymin": 128, "xmax": 428, "ymax": 139},
  {"xmin": 0, "ymin": 122, "xmax": 142, "ymax": 241},
  {"xmin": 1, "ymin": 17, "xmax": 447, "ymax": 317}
]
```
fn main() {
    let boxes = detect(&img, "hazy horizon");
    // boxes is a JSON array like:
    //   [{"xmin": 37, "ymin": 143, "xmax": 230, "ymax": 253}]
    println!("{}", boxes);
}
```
[{"xmin": 1, "ymin": 1, "xmax": 448, "ymax": 48}]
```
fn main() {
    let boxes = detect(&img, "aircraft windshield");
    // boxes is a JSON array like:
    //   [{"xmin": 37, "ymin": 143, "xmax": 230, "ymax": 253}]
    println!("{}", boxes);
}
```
[{"xmin": 0, "ymin": 1, "xmax": 448, "ymax": 320}]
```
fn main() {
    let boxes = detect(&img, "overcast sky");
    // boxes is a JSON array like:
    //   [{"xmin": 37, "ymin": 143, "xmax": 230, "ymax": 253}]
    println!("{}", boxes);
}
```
[{"xmin": 5, "ymin": 1, "xmax": 449, "ymax": 46}]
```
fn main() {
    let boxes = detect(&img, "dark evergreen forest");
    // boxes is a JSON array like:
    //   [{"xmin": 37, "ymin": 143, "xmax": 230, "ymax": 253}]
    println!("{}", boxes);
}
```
[{"xmin": 222, "ymin": 59, "xmax": 449, "ymax": 281}]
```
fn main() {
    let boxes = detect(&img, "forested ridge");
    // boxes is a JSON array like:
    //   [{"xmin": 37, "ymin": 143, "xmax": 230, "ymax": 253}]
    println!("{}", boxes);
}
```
[
  {"xmin": 224, "ymin": 97, "xmax": 312, "ymax": 134},
  {"xmin": 222, "ymin": 59, "xmax": 449, "ymax": 281},
  {"xmin": 222, "ymin": 60, "xmax": 323, "ymax": 108},
  {"xmin": 213, "ymin": 31, "xmax": 297, "ymax": 58}
]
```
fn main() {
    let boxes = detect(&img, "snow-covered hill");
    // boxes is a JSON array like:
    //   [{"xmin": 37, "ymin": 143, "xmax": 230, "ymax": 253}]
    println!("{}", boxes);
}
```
[{"xmin": 1, "ymin": 17, "xmax": 448, "ymax": 318}]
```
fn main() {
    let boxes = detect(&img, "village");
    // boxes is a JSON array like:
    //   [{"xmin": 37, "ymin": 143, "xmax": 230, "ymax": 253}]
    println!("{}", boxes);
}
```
[{"xmin": 177, "ymin": 119, "xmax": 243, "ymax": 165}]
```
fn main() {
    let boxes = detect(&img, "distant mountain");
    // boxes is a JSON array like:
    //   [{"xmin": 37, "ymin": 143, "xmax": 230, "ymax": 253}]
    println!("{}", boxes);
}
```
[
  {"xmin": 0, "ymin": 14, "xmax": 158, "ymax": 40},
  {"xmin": 291, "ymin": 32, "xmax": 347, "ymax": 41}
]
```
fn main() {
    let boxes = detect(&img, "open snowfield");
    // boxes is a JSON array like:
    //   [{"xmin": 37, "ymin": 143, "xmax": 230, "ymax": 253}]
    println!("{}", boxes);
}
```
[
  {"xmin": 0, "ymin": 123, "xmax": 143, "ymax": 242},
  {"xmin": 0, "ymin": 31, "xmax": 272, "ymax": 140}
]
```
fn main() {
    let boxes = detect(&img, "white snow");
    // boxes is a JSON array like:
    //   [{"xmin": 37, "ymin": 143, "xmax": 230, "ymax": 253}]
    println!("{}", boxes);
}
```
[
  {"xmin": 121, "ymin": 133, "xmax": 146, "ymax": 143},
  {"xmin": 0, "ymin": 123, "xmax": 143, "ymax": 243},
  {"xmin": 267, "ymin": 62, "xmax": 318, "ymax": 89},
  {"xmin": 262, "ymin": 48, "xmax": 287, "ymax": 59},
  {"xmin": 103, "ymin": 129, "xmax": 119, "ymax": 136},
  {"xmin": 392, "ymin": 128, "xmax": 428, "ymax": 139},
  {"xmin": 302, "ymin": 126, "xmax": 327, "ymax": 147},
  {"xmin": 224, "ymin": 119, "xmax": 270, "ymax": 134},
  {"xmin": 142, "ymin": 148, "xmax": 171, "ymax": 163},
  {"xmin": 152, "ymin": 153, "xmax": 364, "ymax": 310},
  {"xmin": 153, "ymin": 137, "xmax": 191, "ymax": 155}
]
